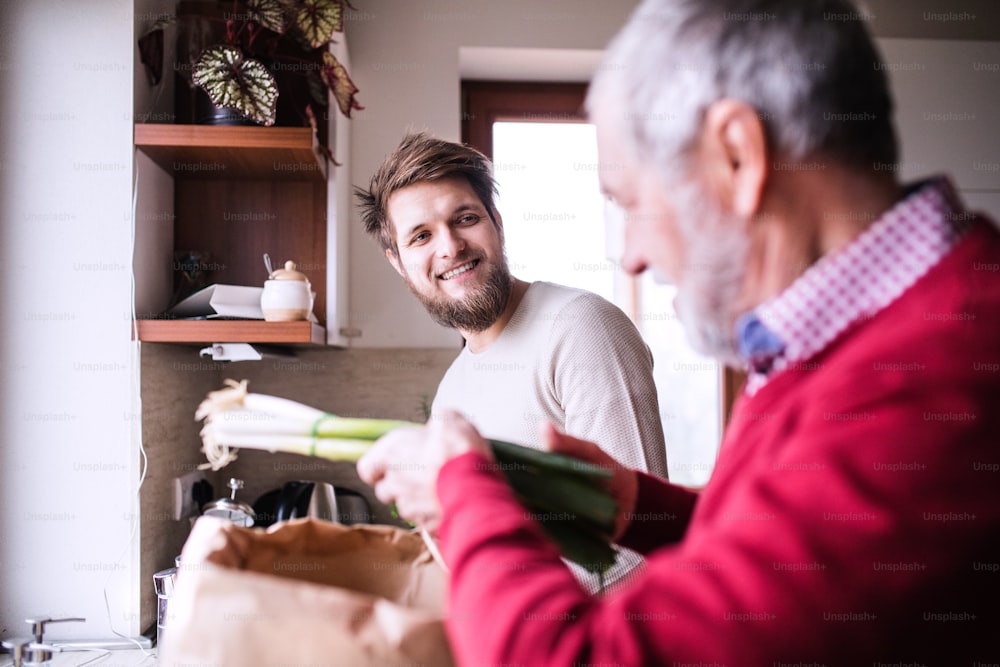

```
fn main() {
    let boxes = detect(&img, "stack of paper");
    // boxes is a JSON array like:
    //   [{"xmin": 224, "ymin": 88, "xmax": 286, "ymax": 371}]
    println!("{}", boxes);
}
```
[{"xmin": 169, "ymin": 284, "xmax": 264, "ymax": 319}]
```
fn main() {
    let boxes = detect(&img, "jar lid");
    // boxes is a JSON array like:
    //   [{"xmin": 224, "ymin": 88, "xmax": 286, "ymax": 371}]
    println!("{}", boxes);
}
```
[{"xmin": 271, "ymin": 260, "xmax": 308, "ymax": 281}]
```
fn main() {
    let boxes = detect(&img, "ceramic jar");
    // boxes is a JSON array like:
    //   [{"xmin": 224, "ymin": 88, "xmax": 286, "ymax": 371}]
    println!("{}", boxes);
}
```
[{"xmin": 261, "ymin": 260, "xmax": 313, "ymax": 321}]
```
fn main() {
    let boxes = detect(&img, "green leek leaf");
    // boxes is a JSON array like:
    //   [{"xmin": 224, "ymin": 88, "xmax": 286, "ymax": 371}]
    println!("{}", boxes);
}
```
[{"xmin": 535, "ymin": 517, "xmax": 618, "ymax": 574}]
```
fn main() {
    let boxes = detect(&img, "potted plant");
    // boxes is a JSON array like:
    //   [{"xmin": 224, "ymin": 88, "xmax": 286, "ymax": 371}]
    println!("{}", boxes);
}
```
[{"xmin": 139, "ymin": 0, "xmax": 362, "ymax": 128}]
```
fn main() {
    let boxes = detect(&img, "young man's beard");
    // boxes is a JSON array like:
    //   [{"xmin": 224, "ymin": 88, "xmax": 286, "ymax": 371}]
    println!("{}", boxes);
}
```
[{"xmin": 403, "ymin": 254, "xmax": 513, "ymax": 333}]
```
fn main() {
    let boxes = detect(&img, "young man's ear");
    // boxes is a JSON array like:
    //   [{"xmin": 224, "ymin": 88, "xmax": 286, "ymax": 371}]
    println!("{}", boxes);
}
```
[
  {"xmin": 492, "ymin": 208, "xmax": 505, "ymax": 242},
  {"xmin": 385, "ymin": 247, "xmax": 404, "ymax": 276}
]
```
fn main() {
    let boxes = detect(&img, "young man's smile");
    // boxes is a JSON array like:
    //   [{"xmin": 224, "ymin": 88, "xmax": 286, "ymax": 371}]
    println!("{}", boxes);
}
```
[{"xmin": 438, "ymin": 258, "xmax": 481, "ymax": 282}]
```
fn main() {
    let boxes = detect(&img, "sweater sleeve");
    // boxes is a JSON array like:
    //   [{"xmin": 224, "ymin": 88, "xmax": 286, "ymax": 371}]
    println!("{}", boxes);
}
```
[
  {"xmin": 437, "ymin": 452, "xmax": 703, "ymax": 667},
  {"xmin": 437, "ymin": 451, "xmax": 622, "ymax": 666},
  {"xmin": 617, "ymin": 471, "xmax": 699, "ymax": 553},
  {"xmin": 545, "ymin": 294, "xmax": 672, "ymax": 592},
  {"xmin": 547, "ymin": 293, "xmax": 668, "ymax": 478}
]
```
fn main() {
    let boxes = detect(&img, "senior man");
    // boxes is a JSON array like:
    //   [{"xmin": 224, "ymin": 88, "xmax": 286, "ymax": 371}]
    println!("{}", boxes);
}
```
[{"xmin": 358, "ymin": 0, "xmax": 1000, "ymax": 664}]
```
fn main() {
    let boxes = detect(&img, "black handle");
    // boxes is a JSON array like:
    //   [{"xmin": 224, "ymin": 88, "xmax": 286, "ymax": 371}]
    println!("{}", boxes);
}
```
[
  {"xmin": 275, "ymin": 481, "xmax": 314, "ymax": 522},
  {"xmin": 334, "ymin": 488, "xmax": 372, "ymax": 525}
]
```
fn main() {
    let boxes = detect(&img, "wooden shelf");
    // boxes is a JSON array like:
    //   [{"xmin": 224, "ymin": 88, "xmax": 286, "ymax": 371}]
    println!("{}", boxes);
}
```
[
  {"xmin": 134, "ymin": 124, "xmax": 327, "ymax": 181},
  {"xmin": 135, "ymin": 319, "xmax": 325, "ymax": 344}
]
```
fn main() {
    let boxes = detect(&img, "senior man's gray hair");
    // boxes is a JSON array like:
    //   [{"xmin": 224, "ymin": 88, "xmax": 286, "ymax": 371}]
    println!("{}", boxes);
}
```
[{"xmin": 588, "ymin": 0, "xmax": 897, "ymax": 178}]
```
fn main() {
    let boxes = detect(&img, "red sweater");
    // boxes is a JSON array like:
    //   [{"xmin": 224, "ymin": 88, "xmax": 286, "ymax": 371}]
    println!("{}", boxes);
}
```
[{"xmin": 437, "ymin": 220, "xmax": 1000, "ymax": 666}]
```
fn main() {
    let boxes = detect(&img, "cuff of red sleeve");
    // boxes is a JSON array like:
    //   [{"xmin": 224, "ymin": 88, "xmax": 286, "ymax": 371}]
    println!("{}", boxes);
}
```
[{"xmin": 617, "ymin": 471, "xmax": 698, "ymax": 554}]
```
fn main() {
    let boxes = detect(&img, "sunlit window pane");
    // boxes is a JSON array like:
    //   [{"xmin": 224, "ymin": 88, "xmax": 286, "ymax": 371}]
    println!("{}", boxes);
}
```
[
  {"xmin": 492, "ymin": 121, "xmax": 721, "ymax": 486},
  {"xmin": 493, "ymin": 122, "xmax": 616, "ymax": 302},
  {"xmin": 639, "ymin": 276, "xmax": 722, "ymax": 486}
]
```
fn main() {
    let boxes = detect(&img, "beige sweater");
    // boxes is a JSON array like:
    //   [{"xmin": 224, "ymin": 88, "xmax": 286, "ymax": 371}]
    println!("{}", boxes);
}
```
[{"xmin": 433, "ymin": 281, "xmax": 667, "ymax": 591}]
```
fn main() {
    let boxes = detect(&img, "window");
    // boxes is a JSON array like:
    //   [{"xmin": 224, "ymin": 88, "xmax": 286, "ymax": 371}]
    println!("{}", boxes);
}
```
[
  {"xmin": 463, "ymin": 80, "xmax": 725, "ymax": 486},
  {"xmin": 492, "ymin": 121, "xmax": 618, "ymax": 303}
]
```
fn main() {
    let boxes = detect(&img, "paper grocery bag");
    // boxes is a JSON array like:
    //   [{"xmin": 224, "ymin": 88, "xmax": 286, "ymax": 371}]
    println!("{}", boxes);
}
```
[{"xmin": 160, "ymin": 516, "xmax": 453, "ymax": 667}]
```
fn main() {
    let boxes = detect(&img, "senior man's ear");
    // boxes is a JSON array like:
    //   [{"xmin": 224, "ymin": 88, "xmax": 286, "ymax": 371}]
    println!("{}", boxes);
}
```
[{"xmin": 701, "ymin": 99, "xmax": 768, "ymax": 220}]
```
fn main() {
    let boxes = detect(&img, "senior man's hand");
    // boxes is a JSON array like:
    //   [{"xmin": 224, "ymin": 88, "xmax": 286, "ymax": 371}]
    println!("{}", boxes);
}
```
[{"xmin": 356, "ymin": 410, "xmax": 492, "ymax": 532}]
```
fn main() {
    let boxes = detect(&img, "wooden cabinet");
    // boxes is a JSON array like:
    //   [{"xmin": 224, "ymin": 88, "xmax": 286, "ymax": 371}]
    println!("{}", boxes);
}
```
[{"xmin": 133, "ymin": 124, "xmax": 333, "ymax": 345}]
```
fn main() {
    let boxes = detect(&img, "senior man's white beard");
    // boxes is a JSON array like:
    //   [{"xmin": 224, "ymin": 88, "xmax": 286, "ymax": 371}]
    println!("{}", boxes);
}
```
[{"xmin": 670, "ymin": 179, "xmax": 750, "ymax": 368}]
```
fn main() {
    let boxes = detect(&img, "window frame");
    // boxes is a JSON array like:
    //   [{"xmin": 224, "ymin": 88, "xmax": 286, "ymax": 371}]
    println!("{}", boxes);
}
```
[
  {"xmin": 462, "ymin": 80, "xmax": 590, "ymax": 159},
  {"xmin": 460, "ymin": 79, "xmax": 745, "ymax": 430}
]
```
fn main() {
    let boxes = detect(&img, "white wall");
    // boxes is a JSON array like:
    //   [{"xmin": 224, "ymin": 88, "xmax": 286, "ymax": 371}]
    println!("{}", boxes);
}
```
[
  {"xmin": 0, "ymin": 0, "xmax": 140, "ymax": 640},
  {"xmin": 343, "ymin": 0, "xmax": 640, "ymax": 347},
  {"xmin": 878, "ymin": 38, "xmax": 1000, "ymax": 220}
]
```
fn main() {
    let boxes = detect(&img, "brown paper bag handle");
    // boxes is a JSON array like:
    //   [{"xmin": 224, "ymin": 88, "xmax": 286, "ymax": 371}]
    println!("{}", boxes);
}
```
[{"xmin": 420, "ymin": 528, "xmax": 449, "ymax": 574}]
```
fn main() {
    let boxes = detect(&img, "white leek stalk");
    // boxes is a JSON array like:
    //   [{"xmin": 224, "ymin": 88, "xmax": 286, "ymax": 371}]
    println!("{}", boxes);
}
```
[{"xmin": 196, "ymin": 379, "xmax": 412, "ymax": 470}]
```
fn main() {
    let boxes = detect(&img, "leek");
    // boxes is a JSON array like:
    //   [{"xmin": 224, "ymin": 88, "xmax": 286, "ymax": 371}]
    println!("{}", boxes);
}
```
[{"xmin": 195, "ymin": 379, "xmax": 618, "ymax": 573}]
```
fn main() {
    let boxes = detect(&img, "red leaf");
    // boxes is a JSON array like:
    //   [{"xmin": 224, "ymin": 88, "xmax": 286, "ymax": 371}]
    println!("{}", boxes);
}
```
[{"xmin": 321, "ymin": 50, "xmax": 364, "ymax": 118}]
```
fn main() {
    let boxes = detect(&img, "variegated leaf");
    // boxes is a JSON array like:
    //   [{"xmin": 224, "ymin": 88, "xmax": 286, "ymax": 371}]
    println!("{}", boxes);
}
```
[
  {"xmin": 193, "ymin": 45, "xmax": 279, "ymax": 126},
  {"xmin": 248, "ymin": 0, "xmax": 287, "ymax": 33},
  {"xmin": 320, "ymin": 50, "xmax": 363, "ymax": 118},
  {"xmin": 294, "ymin": 0, "xmax": 343, "ymax": 48}
]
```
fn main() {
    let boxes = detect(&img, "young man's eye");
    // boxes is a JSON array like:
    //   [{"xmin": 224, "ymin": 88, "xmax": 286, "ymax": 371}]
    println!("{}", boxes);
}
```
[
  {"xmin": 411, "ymin": 231, "xmax": 429, "ymax": 245},
  {"xmin": 457, "ymin": 214, "xmax": 480, "ymax": 225}
]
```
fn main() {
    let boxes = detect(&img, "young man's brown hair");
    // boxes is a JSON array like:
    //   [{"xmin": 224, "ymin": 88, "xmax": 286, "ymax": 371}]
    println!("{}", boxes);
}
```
[{"xmin": 355, "ymin": 132, "xmax": 500, "ymax": 257}]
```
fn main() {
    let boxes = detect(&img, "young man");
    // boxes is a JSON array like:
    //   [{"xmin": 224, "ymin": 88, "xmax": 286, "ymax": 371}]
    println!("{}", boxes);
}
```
[
  {"xmin": 357, "ymin": 0, "xmax": 1000, "ymax": 665},
  {"xmin": 355, "ymin": 132, "xmax": 668, "ymax": 591}
]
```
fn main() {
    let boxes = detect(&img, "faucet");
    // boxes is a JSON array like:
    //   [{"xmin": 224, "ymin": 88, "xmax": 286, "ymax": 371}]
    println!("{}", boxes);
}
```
[{"xmin": 1, "ymin": 617, "xmax": 84, "ymax": 667}]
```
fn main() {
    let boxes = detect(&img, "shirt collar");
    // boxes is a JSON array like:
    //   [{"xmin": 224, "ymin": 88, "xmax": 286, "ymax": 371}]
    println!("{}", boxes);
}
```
[
  {"xmin": 735, "ymin": 311, "xmax": 785, "ymax": 374},
  {"xmin": 734, "ymin": 176, "xmax": 971, "ymax": 391}
]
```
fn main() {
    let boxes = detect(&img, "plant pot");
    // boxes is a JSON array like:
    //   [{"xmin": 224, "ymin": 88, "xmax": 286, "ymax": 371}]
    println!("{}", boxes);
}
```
[{"xmin": 193, "ymin": 86, "xmax": 256, "ymax": 126}]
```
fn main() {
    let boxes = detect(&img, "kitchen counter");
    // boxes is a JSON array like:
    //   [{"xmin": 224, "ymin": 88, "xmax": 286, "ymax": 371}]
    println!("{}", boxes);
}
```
[{"xmin": 0, "ymin": 648, "xmax": 157, "ymax": 667}]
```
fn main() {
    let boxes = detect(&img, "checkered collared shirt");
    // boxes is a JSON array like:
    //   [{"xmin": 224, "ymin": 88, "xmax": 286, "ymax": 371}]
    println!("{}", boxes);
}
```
[{"xmin": 736, "ymin": 176, "xmax": 973, "ymax": 395}]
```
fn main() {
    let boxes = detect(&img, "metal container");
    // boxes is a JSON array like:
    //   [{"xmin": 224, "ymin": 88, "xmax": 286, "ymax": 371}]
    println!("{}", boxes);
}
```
[
  {"xmin": 152, "ymin": 559, "xmax": 179, "ymax": 649},
  {"xmin": 202, "ymin": 478, "xmax": 256, "ymax": 527},
  {"xmin": 275, "ymin": 480, "xmax": 337, "ymax": 522}
]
